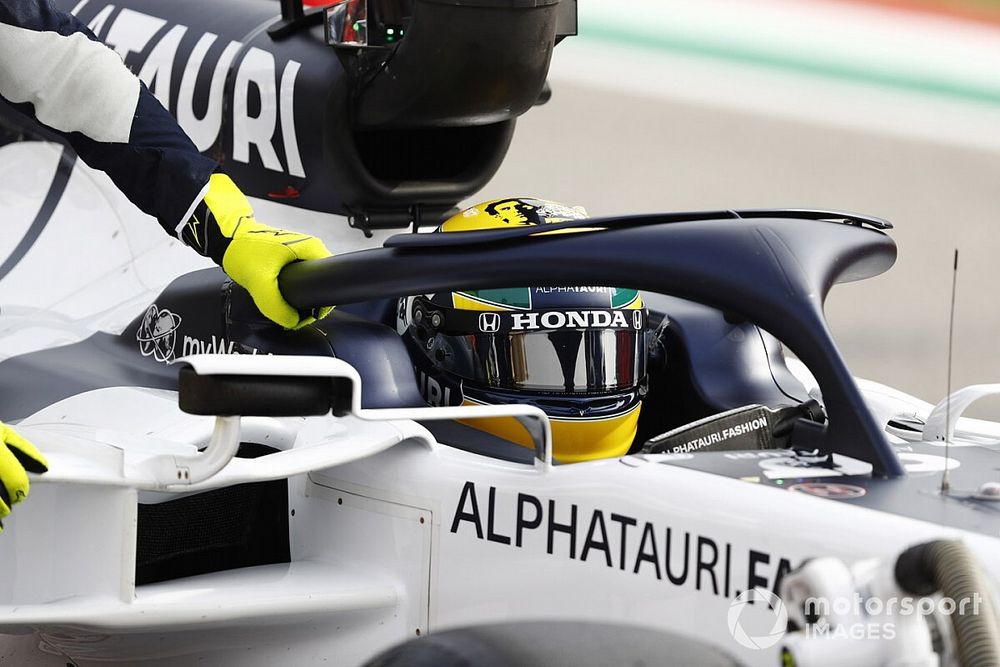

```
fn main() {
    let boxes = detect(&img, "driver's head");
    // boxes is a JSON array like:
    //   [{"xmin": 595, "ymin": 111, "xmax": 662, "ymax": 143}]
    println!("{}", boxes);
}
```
[{"xmin": 398, "ymin": 199, "xmax": 649, "ymax": 462}]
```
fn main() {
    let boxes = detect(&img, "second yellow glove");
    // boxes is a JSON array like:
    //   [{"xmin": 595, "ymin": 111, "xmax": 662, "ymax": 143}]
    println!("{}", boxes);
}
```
[{"xmin": 0, "ymin": 422, "xmax": 48, "ymax": 531}]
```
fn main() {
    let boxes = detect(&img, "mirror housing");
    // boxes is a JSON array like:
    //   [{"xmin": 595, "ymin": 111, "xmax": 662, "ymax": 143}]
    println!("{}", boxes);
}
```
[{"xmin": 326, "ymin": 0, "xmax": 571, "ymax": 128}]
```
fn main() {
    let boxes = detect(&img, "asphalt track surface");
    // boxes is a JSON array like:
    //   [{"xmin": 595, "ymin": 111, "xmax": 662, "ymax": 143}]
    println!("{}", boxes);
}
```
[{"xmin": 474, "ymin": 78, "xmax": 1000, "ymax": 416}]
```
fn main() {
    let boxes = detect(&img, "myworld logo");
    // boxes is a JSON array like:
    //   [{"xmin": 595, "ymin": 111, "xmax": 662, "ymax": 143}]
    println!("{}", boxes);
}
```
[
  {"xmin": 135, "ymin": 303, "xmax": 262, "ymax": 363},
  {"xmin": 136, "ymin": 304, "xmax": 182, "ymax": 363}
]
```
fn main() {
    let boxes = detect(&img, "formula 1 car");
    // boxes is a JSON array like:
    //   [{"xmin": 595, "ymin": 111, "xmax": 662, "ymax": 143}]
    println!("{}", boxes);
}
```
[
  {"xmin": 1, "ymin": 0, "xmax": 999, "ymax": 665},
  {"xmin": 0, "ymin": 147, "xmax": 999, "ymax": 665}
]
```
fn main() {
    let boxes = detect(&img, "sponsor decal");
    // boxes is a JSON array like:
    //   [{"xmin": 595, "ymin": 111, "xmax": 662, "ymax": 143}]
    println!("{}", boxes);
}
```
[
  {"xmin": 72, "ymin": 4, "xmax": 304, "ymax": 177},
  {"xmin": 533, "ymin": 287, "xmax": 640, "ymax": 310},
  {"xmin": 478, "ymin": 312, "xmax": 501, "ymax": 333},
  {"xmin": 136, "ymin": 304, "xmax": 261, "ymax": 364},
  {"xmin": 535, "ymin": 287, "xmax": 611, "ymax": 294},
  {"xmin": 510, "ymin": 309, "xmax": 644, "ymax": 332},
  {"xmin": 788, "ymin": 482, "xmax": 867, "ymax": 499},
  {"xmin": 417, "ymin": 369, "xmax": 462, "ymax": 408},
  {"xmin": 449, "ymin": 481, "xmax": 794, "ymax": 600},
  {"xmin": 460, "ymin": 308, "xmax": 648, "ymax": 334},
  {"xmin": 667, "ymin": 417, "xmax": 769, "ymax": 454},
  {"xmin": 136, "ymin": 305, "xmax": 182, "ymax": 363},
  {"xmin": 182, "ymin": 334, "xmax": 255, "ymax": 357}
]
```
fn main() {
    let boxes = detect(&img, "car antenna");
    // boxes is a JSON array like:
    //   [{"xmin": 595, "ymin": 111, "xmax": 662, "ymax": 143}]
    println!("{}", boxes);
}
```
[{"xmin": 941, "ymin": 248, "xmax": 959, "ymax": 494}]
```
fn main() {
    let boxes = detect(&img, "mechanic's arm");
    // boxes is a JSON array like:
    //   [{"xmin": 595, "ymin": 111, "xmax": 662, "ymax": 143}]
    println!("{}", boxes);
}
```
[{"xmin": 0, "ymin": 0, "xmax": 332, "ymax": 329}]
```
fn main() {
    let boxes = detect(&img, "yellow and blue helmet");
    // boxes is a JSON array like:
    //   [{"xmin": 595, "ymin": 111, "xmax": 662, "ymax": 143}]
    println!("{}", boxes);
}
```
[{"xmin": 399, "ymin": 198, "xmax": 649, "ymax": 463}]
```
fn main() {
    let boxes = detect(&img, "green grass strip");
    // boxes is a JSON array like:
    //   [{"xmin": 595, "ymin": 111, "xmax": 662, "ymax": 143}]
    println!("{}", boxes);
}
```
[{"xmin": 580, "ymin": 19, "xmax": 1000, "ymax": 106}]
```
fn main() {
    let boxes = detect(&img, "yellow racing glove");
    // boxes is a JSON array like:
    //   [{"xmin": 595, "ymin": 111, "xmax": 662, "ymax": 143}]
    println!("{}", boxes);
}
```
[
  {"xmin": 180, "ymin": 174, "xmax": 333, "ymax": 329},
  {"xmin": 0, "ymin": 422, "xmax": 48, "ymax": 532}
]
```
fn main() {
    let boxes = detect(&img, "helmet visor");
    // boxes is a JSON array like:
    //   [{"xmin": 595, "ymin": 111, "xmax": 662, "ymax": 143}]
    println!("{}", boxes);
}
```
[{"xmin": 439, "ymin": 322, "xmax": 646, "ymax": 393}]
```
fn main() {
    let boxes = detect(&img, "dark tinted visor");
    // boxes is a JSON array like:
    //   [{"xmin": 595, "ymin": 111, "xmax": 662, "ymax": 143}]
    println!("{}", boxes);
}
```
[
  {"xmin": 425, "ymin": 311, "xmax": 647, "ymax": 393},
  {"xmin": 458, "ymin": 329, "xmax": 644, "ymax": 392}
]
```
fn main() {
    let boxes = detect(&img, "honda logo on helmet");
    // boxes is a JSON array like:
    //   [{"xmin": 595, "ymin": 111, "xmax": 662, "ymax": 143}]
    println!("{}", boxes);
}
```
[{"xmin": 479, "ymin": 312, "xmax": 501, "ymax": 333}]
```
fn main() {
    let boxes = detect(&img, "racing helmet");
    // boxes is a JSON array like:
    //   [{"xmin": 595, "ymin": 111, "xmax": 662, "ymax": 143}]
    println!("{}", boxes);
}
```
[{"xmin": 398, "ymin": 198, "xmax": 648, "ymax": 463}]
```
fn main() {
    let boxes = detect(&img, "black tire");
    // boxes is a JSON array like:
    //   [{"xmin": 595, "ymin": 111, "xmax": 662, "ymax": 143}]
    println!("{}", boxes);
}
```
[{"xmin": 363, "ymin": 621, "xmax": 740, "ymax": 667}]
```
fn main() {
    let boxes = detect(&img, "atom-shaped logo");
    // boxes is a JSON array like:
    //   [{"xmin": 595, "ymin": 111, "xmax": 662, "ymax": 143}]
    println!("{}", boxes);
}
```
[
  {"xmin": 727, "ymin": 587, "xmax": 789, "ymax": 650},
  {"xmin": 136, "ymin": 304, "xmax": 182, "ymax": 363}
]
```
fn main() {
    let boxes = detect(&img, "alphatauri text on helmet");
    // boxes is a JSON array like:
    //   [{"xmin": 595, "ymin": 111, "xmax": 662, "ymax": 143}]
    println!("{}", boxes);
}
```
[{"xmin": 534, "ymin": 287, "xmax": 612, "ymax": 294}]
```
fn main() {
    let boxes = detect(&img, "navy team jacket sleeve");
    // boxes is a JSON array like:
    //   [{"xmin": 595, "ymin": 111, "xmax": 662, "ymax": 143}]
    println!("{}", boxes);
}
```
[{"xmin": 0, "ymin": 0, "xmax": 218, "ymax": 236}]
